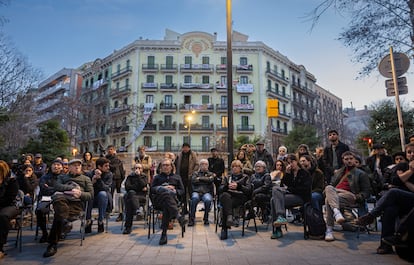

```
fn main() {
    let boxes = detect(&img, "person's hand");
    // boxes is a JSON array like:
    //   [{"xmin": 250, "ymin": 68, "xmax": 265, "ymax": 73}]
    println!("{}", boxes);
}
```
[
  {"xmin": 142, "ymin": 186, "xmax": 148, "ymax": 192},
  {"xmin": 94, "ymin": 169, "xmax": 102, "ymax": 179},
  {"xmin": 71, "ymin": 188, "xmax": 81, "ymax": 198},
  {"xmin": 228, "ymin": 182, "xmax": 237, "ymax": 190}
]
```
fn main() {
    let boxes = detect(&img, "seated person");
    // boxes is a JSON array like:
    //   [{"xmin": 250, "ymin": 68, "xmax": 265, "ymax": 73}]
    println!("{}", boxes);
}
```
[
  {"xmin": 85, "ymin": 157, "xmax": 113, "ymax": 233},
  {"xmin": 122, "ymin": 163, "xmax": 148, "ymax": 234},
  {"xmin": 299, "ymin": 155, "xmax": 325, "ymax": 211},
  {"xmin": 188, "ymin": 159, "xmax": 215, "ymax": 226},
  {"xmin": 218, "ymin": 159, "xmax": 252, "ymax": 240},
  {"xmin": 16, "ymin": 164, "xmax": 38, "ymax": 206},
  {"xmin": 36, "ymin": 159, "xmax": 63, "ymax": 243},
  {"xmin": 43, "ymin": 159, "xmax": 93, "ymax": 258},
  {"xmin": 357, "ymin": 142, "xmax": 414, "ymax": 254},
  {"xmin": 150, "ymin": 158, "xmax": 187, "ymax": 245},
  {"xmin": 271, "ymin": 154, "xmax": 312, "ymax": 239},
  {"xmin": 0, "ymin": 160, "xmax": 19, "ymax": 259},
  {"xmin": 250, "ymin": 160, "xmax": 272, "ymax": 221},
  {"xmin": 324, "ymin": 151, "xmax": 371, "ymax": 242}
]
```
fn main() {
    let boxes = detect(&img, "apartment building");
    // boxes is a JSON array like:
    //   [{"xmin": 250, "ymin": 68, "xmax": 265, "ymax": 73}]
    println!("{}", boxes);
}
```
[{"xmin": 77, "ymin": 29, "xmax": 335, "ymax": 155}]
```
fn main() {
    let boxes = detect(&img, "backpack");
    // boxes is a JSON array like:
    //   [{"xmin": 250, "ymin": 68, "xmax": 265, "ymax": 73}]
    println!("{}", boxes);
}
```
[
  {"xmin": 395, "ymin": 207, "xmax": 414, "ymax": 263},
  {"xmin": 303, "ymin": 202, "xmax": 326, "ymax": 240}
]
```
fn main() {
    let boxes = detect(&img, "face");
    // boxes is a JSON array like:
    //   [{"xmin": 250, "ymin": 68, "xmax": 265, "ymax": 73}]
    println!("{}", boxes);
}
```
[
  {"xmin": 342, "ymin": 155, "xmax": 355, "ymax": 167},
  {"xmin": 182, "ymin": 146, "xmax": 190, "ymax": 153},
  {"xmin": 134, "ymin": 164, "xmax": 143, "ymax": 174},
  {"xmin": 199, "ymin": 161, "xmax": 209, "ymax": 171},
  {"xmin": 278, "ymin": 148, "xmax": 286, "ymax": 155},
  {"xmin": 328, "ymin": 132, "xmax": 338, "ymax": 142},
  {"xmin": 287, "ymin": 159, "xmax": 298, "ymax": 170},
  {"xmin": 231, "ymin": 163, "xmax": 242, "ymax": 174},
  {"xmin": 256, "ymin": 144, "xmax": 264, "ymax": 151},
  {"xmin": 161, "ymin": 160, "xmax": 173, "ymax": 174},
  {"xmin": 84, "ymin": 153, "xmax": 92, "ymax": 160},
  {"xmin": 107, "ymin": 147, "xmax": 116, "ymax": 155},
  {"xmin": 139, "ymin": 148, "xmax": 145, "ymax": 156},
  {"xmin": 24, "ymin": 167, "xmax": 33, "ymax": 176},
  {"xmin": 237, "ymin": 151, "xmax": 245, "ymax": 159},
  {"xmin": 69, "ymin": 162, "xmax": 83, "ymax": 175},
  {"xmin": 275, "ymin": 161, "xmax": 284, "ymax": 170},
  {"xmin": 394, "ymin": 155, "xmax": 406, "ymax": 164},
  {"xmin": 51, "ymin": 162, "xmax": 63, "ymax": 174},
  {"xmin": 98, "ymin": 162, "xmax": 110, "ymax": 173},
  {"xmin": 211, "ymin": 150, "xmax": 218, "ymax": 157},
  {"xmin": 298, "ymin": 147, "xmax": 307, "ymax": 154},
  {"xmin": 406, "ymin": 146, "xmax": 414, "ymax": 161},
  {"xmin": 254, "ymin": 164, "xmax": 265, "ymax": 173},
  {"xmin": 23, "ymin": 159, "xmax": 31, "ymax": 166},
  {"xmin": 299, "ymin": 157, "xmax": 311, "ymax": 169},
  {"xmin": 354, "ymin": 159, "xmax": 361, "ymax": 167},
  {"xmin": 62, "ymin": 159, "xmax": 69, "ymax": 173}
]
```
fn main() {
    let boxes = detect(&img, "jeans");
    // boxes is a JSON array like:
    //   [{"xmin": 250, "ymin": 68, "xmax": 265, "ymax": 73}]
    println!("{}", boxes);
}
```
[
  {"xmin": 190, "ymin": 192, "xmax": 212, "ymax": 221},
  {"xmin": 86, "ymin": 191, "xmax": 108, "ymax": 223},
  {"xmin": 311, "ymin": 192, "xmax": 323, "ymax": 211}
]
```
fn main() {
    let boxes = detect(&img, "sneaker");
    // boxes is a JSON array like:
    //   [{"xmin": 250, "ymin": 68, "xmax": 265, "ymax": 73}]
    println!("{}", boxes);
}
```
[
  {"xmin": 168, "ymin": 221, "xmax": 174, "ymax": 230},
  {"xmin": 376, "ymin": 243, "xmax": 394, "ymax": 254},
  {"xmin": 273, "ymin": 216, "xmax": 288, "ymax": 227},
  {"xmin": 85, "ymin": 220, "xmax": 92, "ymax": 234},
  {"xmin": 226, "ymin": 215, "xmax": 233, "ymax": 228},
  {"xmin": 43, "ymin": 244, "xmax": 57, "ymax": 258},
  {"xmin": 122, "ymin": 227, "xmax": 132, "ymax": 235},
  {"xmin": 334, "ymin": 211, "xmax": 345, "ymax": 224},
  {"xmin": 220, "ymin": 229, "xmax": 228, "ymax": 240},
  {"xmin": 188, "ymin": 218, "xmax": 195, "ymax": 227},
  {"xmin": 233, "ymin": 216, "xmax": 240, "ymax": 227},
  {"xmin": 116, "ymin": 213, "xmax": 123, "ymax": 222},
  {"xmin": 97, "ymin": 222, "xmax": 104, "ymax": 233},
  {"xmin": 356, "ymin": 213, "xmax": 375, "ymax": 226},
  {"xmin": 325, "ymin": 231, "xmax": 335, "ymax": 242},
  {"xmin": 159, "ymin": 233, "xmax": 167, "ymax": 245},
  {"xmin": 382, "ymin": 234, "xmax": 409, "ymax": 248},
  {"xmin": 203, "ymin": 219, "xmax": 209, "ymax": 225},
  {"xmin": 271, "ymin": 228, "xmax": 283, "ymax": 239}
]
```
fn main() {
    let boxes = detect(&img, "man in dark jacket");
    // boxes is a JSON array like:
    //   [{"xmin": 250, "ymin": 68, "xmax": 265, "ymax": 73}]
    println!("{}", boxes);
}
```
[
  {"xmin": 323, "ymin": 129, "xmax": 350, "ymax": 184},
  {"xmin": 122, "ymin": 163, "xmax": 148, "ymax": 234},
  {"xmin": 188, "ymin": 159, "xmax": 215, "ymax": 226},
  {"xmin": 208, "ymin": 148, "xmax": 225, "ymax": 192},
  {"xmin": 105, "ymin": 145, "xmax": 125, "ymax": 222},
  {"xmin": 252, "ymin": 141, "xmax": 274, "ymax": 173}
]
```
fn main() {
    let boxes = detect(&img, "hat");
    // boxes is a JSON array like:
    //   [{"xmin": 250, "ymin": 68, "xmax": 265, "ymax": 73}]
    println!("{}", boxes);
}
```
[
  {"xmin": 256, "ymin": 140, "xmax": 264, "ymax": 145},
  {"xmin": 35, "ymin": 153, "xmax": 42, "ymax": 158},
  {"xmin": 373, "ymin": 143, "xmax": 384, "ymax": 149},
  {"xmin": 68, "ymin": 158, "xmax": 82, "ymax": 165},
  {"xmin": 210, "ymin": 147, "xmax": 218, "ymax": 152},
  {"xmin": 328, "ymin": 129, "xmax": 338, "ymax": 135},
  {"xmin": 51, "ymin": 159, "xmax": 63, "ymax": 165}
]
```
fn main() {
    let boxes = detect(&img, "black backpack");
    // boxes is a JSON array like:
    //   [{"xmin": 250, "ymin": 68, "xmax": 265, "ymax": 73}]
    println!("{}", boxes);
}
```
[
  {"xmin": 304, "ymin": 202, "xmax": 326, "ymax": 239},
  {"xmin": 395, "ymin": 207, "xmax": 414, "ymax": 263}
]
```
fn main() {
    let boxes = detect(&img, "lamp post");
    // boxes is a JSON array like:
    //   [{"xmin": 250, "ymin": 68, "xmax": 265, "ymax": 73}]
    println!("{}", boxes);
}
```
[{"xmin": 186, "ymin": 109, "xmax": 195, "ymax": 145}]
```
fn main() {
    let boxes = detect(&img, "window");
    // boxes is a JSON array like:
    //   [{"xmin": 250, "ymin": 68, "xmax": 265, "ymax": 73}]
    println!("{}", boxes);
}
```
[
  {"xmin": 284, "ymin": 122, "xmax": 287, "ymax": 133},
  {"xmin": 202, "ymin": 136, "xmax": 209, "ymax": 152},
  {"xmin": 147, "ymin": 56, "xmax": 155, "ymax": 67},
  {"xmin": 184, "ymin": 95, "xmax": 191, "ymax": 104},
  {"xmin": 166, "ymin": 56, "xmax": 173, "ymax": 67},
  {"xmin": 281, "ymin": 69, "xmax": 285, "ymax": 79},
  {"xmin": 283, "ymin": 104, "xmax": 286, "ymax": 114},
  {"xmin": 126, "ymin": 59, "xmax": 130, "ymax": 68},
  {"xmin": 221, "ymin": 116, "xmax": 228, "ymax": 128},
  {"xmin": 164, "ymin": 136, "xmax": 172, "ymax": 151},
  {"xmin": 165, "ymin": 115, "xmax": 172, "ymax": 126},
  {"xmin": 221, "ymin": 96, "xmax": 227, "ymax": 105},
  {"xmin": 277, "ymin": 120, "xmax": 281, "ymax": 130},
  {"xmin": 123, "ymin": 98, "xmax": 128, "ymax": 105},
  {"xmin": 282, "ymin": 86, "xmax": 286, "ymax": 96},
  {"xmin": 241, "ymin": 96, "xmax": 248, "ymax": 104},
  {"xmin": 267, "ymin": 80, "xmax": 271, "ymax": 89},
  {"xmin": 184, "ymin": 75, "xmax": 192, "ymax": 83},
  {"xmin": 116, "ymin": 82, "xmax": 120, "ymax": 89},
  {"xmin": 266, "ymin": 61, "xmax": 270, "ymax": 71},
  {"xmin": 220, "ymin": 57, "xmax": 227, "ymax": 64},
  {"xmin": 201, "ymin": 95, "xmax": 209, "ymax": 104},
  {"xmin": 125, "ymin": 78, "xmax": 129, "ymax": 88},
  {"xmin": 202, "ymin": 116, "xmax": 209, "ymax": 128},
  {"xmin": 165, "ymin": 75, "xmax": 173, "ymax": 84},
  {"xmin": 202, "ymin": 56, "xmax": 210, "ymax": 64},
  {"xmin": 184, "ymin": 56, "xmax": 192, "ymax": 65},
  {"xmin": 183, "ymin": 136, "xmax": 190, "ymax": 145},
  {"xmin": 241, "ymin": 116, "xmax": 249, "ymax": 127},
  {"xmin": 239, "ymin": 76, "xmax": 248, "ymax": 84},
  {"xmin": 117, "ymin": 64, "xmax": 121, "ymax": 74},
  {"xmin": 104, "ymin": 70, "xmax": 108, "ymax": 79},
  {"xmin": 143, "ymin": 136, "xmax": 152, "ymax": 147},
  {"xmin": 146, "ymin": 75, "xmax": 154, "ymax": 83},
  {"xmin": 202, "ymin": 75, "xmax": 209, "ymax": 84},
  {"xmin": 240, "ymin": 57, "xmax": 247, "ymax": 65},
  {"xmin": 165, "ymin": 95, "xmax": 173, "ymax": 105},
  {"xmin": 122, "ymin": 117, "xmax": 127, "ymax": 125},
  {"xmin": 114, "ymin": 101, "xmax": 119, "ymax": 108},
  {"xmin": 145, "ymin": 95, "xmax": 154, "ymax": 103},
  {"xmin": 220, "ymin": 76, "xmax": 227, "ymax": 85}
]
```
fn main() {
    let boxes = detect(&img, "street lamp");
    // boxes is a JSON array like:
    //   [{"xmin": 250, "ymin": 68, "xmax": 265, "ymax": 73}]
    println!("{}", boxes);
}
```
[{"xmin": 186, "ymin": 109, "xmax": 195, "ymax": 145}]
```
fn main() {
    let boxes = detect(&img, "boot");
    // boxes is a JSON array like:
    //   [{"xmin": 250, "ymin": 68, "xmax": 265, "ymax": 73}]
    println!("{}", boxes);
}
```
[{"xmin": 159, "ymin": 233, "xmax": 168, "ymax": 245}]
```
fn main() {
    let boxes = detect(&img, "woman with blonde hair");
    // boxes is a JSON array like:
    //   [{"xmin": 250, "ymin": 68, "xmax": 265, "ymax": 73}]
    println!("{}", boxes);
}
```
[{"xmin": 0, "ymin": 160, "xmax": 19, "ymax": 258}]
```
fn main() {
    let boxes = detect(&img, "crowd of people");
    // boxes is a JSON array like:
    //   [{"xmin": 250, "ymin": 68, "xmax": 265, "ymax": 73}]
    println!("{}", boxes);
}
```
[{"xmin": 0, "ymin": 130, "xmax": 413, "ymax": 260}]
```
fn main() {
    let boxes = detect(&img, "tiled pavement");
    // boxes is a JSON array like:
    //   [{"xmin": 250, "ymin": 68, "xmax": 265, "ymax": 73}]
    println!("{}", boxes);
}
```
[{"xmin": 2, "ymin": 211, "xmax": 412, "ymax": 265}]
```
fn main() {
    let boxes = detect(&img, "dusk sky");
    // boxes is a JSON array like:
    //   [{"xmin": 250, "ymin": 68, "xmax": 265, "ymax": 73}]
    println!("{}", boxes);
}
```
[{"xmin": 2, "ymin": 0, "xmax": 413, "ymax": 110}]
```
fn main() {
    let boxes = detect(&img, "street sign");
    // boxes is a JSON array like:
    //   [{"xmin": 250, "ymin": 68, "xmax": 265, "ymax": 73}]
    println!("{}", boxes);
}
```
[
  {"xmin": 386, "ymin": 86, "xmax": 408, "ymax": 97},
  {"xmin": 385, "ymin": 76, "xmax": 407, "ymax": 89},
  {"xmin": 378, "ymin": 52, "xmax": 410, "ymax": 78}
]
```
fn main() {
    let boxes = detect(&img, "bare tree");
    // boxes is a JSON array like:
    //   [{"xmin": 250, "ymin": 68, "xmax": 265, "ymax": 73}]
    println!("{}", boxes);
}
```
[
  {"xmin": 308, "ymin": 0, "xmax": 414, "ymax": 76},
  {"xmin": 0, "ymin": 0, "xmax": 11, "ymax": 27}
]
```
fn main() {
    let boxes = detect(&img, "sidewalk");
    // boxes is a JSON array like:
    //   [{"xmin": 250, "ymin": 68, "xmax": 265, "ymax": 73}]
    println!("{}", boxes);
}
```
[{"xmin": 3, "ymin": 211, "xmax": 411, "ymax": 265}]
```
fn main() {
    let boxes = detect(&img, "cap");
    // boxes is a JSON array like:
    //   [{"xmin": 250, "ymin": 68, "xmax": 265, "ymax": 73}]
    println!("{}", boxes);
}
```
[
  {"xmin": 373, "ymin": 143, "xmax": 384, "ymax": 149},
  {"xmin": 51, "ymin": 159, "xmax": 63, "ymax": 165},
  {"xmin": 35, "ymin": 153, "xmax": 42, "ymax": 158},
  {"xmin": 68, "ymin": 158, "xmax": 83, "ymax": 165},
  {"xmin": 256, "ymin": 140, "xmax": 264, "ymax": 145},
  {"xmin": 210, "ymin": 147, "xmax": 218, "ymax": 152}
]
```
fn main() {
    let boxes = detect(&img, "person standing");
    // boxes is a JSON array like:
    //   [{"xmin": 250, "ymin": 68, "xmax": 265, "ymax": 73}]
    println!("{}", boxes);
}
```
[
  {"xmin": 175, "ymin": 143, "xmax": 198, "ymax": 214},
  {"xmin": 207, "ymin": 148, "xmax": 225, "ymax": 192},
  {"xmin": 134, "ymin": 146, "xmax": 153, "ymax": 182},
  {"xmin": 323, "ymin": 129, "xmax": 350, "ymax": 185},
  {"xmin": 105, "ymin": 145, "xmax": 125, "ymax": 222},
  {"xmin": 33, "ymin": 153, "xmax": 47, "ymax": 178},
  {"xmin": 252, "ymin": 141, "xmax": 274, "ymax": 173}
]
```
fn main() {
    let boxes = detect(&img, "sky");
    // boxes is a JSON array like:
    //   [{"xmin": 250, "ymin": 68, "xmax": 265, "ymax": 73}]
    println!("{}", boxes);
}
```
[{"xmin": 1, "ymin": 0, "xmax": 413, "ymax": 110}]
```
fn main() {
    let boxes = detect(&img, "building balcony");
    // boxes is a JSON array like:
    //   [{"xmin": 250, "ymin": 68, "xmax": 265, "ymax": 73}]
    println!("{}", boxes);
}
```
[
  {"xmin": 36, "ymin": 81, "xmax": 69, "ymax": 101},
  {"xmin": 158, "ymin": 122, "xmax": 177, "ymax": 132},
  {"xmin": 235, "ymin": 64, "xmax": 253, "ymax": 73},
  {"xmin": 36, "ymin": 98, "xmax": 61, "ymax": 112},
  {"xmin": 271, "ymin": 127, "xmax": 288, "ymax": 135},
  {"xmin": 266, "ymin": 87, "xmax": 291, "ymax": 102},
  {"xmin": 159, "ymin": 103, "xmax": 178, "ymax": 112},
  {"xmin": 107, "ymin": 125, "xmax": 129, "ymax": 135},
  {"xmin": 235, "ymin": 84, "xmax": 253, "ymax": 94},
  {"xmin": 141, "ymin": 82, "xmax": 158, "ymax": 91},
  {"xmin": 265, "ymin": 69, "xmax": 289, "ymax": 85},
  {"xmin": 180, "ymin": 83, "xmax": 214, "ymax": 92},
  {"xmin": 160, "ymin": 83, "xmax": 178, "ymax": 92},
  {"xmin": 142, "ymin": 64, "xmax": 159, "ymax": 73},
  {"xmin": 278, "ymin": 111, "xmax": 291, "ymax": 120},
  {"xmin": 111, "ymin": 66, "xmax": 132, "ymax": 81},
  {"xmin": 110, "ymin": 85, "xmax": 131, "ymax": 98},
  {"xmin": 234, "ymin": 103, "xmax": 254, "ymax": 112},
  {"xmin": 179, "ymin": 103, "xmax": 214, "ymax": 112},
  {"xmin": 179, "ymin": 123, "xmax": 214, "ymax": 132},
  {"xmin": 180, "ymin": 64, "xmax": 213, "ymax": 73},
  {"xmin": 215, "ymin": 104, "xmax": 228, "ymax": 113},
  {"xmin": 109, "ymin": 105, "xmax": 131, "ymax": 115},
  {"xmin": 215, "ymin": 83, "xmax": 227, "ymax": 93},
  {"xmin": 142, "ymin": 123, "xmax": 157, "ymax": 132},
  {"xmin": 291, "ymin": 82, "xmax": 318, "ymax": 97},
  {"xmin": 139, "ymin": 103, "xmax": 157, "ymax": 111},
  {"xmin": 160, "ymin": 64, "xmax": 178, "ymax": 73},
  {"xmin": 216, "ymin": 125, "xmax": 228, "ymax": 131},
  {"xmin": 216, "ymin": 64, "xmax": 227, "ymax": 73},
  {"xmin": 237, "ymin": 124, "xmax": 255, "ymax": 133}
]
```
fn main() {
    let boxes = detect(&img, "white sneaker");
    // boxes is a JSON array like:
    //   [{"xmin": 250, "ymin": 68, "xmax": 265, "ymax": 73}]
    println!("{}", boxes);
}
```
[
  {"xmin": 325, "ymin": 231, "xmax": 335, "ymax": 242},
  {"xmin": 334, "ymin": 211, "xmax": 345, "ymax": 224}
]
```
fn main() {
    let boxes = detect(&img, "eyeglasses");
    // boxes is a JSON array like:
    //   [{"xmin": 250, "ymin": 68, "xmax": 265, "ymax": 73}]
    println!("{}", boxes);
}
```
[{"xmin": 162, "ymin": 164, "xmax": 171, "ymax": 167}]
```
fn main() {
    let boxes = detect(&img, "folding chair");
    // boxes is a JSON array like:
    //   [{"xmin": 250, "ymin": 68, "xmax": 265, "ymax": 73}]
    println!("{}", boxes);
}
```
[
  {"xmin": 215, "ymin": 200, "xmax": 257, "ymax": 237},
  {"xmin": 121, "ymin": 186, "xmax": 150, "ymax": 232},
  {"xmin": 62, "ymin": 200, "xmax": 88, "ymax": 246}
]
